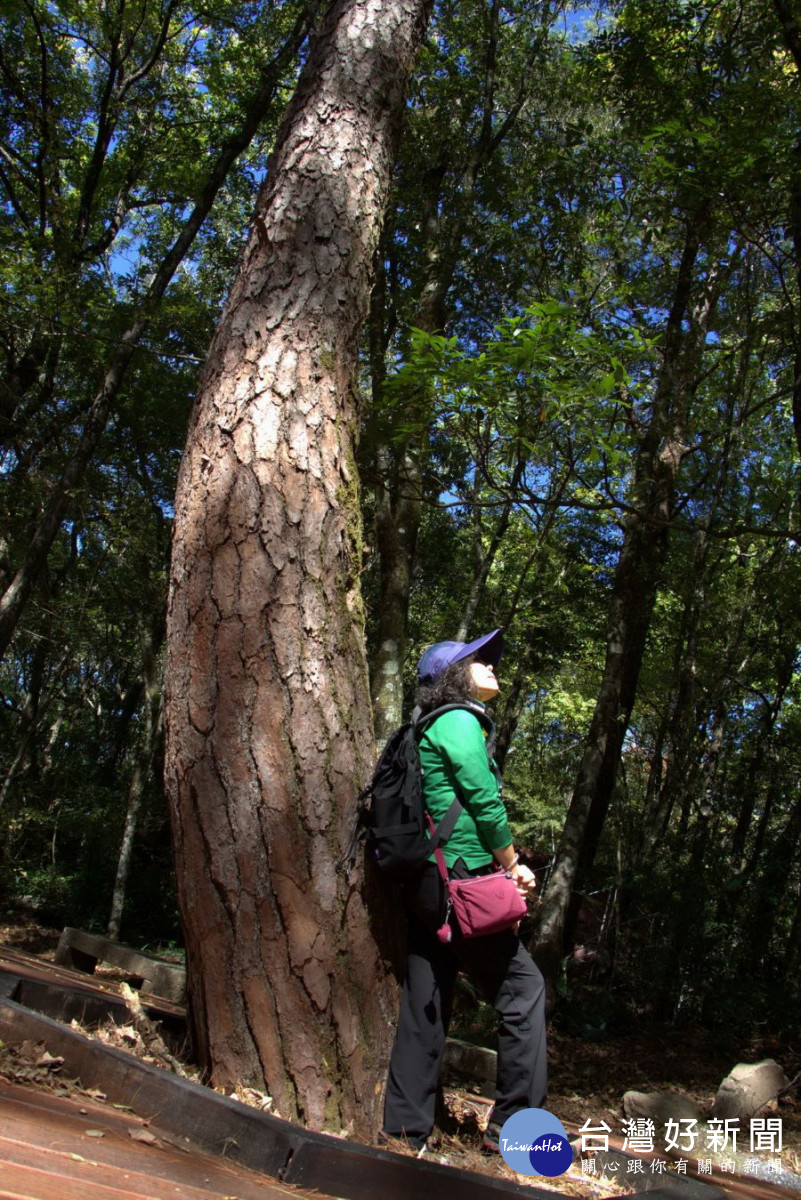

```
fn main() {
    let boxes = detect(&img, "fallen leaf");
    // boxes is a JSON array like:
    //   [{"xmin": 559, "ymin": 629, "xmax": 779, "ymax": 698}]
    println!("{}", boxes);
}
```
[
  {"xmin": 37, "ymin": 1051, "xmax": 64, "ymax": 1067},
  {"xmin": 129, "ymin": 1128, "xmax": 158, "ymax": 1145}
]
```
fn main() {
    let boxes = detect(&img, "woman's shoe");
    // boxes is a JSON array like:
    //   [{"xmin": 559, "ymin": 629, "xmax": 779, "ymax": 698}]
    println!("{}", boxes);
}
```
[
  {"xmin": 482, "ymin": 1120, "xmax": 503, "ymax": 1154},
  {"xmin": 378, "ymin": 1129, "xmax": 428, "ymax": 1153}
]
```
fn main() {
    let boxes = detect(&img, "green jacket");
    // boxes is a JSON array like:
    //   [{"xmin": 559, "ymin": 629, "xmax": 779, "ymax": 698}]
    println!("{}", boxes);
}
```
[{"xmin": 420, "ymin": 706, "xmax": 512, "ymax": 869}]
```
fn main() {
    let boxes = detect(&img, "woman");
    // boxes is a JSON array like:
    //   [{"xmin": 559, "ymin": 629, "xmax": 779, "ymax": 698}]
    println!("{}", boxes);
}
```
[{"xmin": 382, "ymin": 628, "xmax": 547, "ymax": 1153}]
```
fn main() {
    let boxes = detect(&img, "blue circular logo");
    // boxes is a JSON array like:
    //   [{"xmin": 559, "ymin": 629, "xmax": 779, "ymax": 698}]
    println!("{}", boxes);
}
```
[{"xmin": 498, "ymin": 1108, "xmax": 573, "ymax": 1177}]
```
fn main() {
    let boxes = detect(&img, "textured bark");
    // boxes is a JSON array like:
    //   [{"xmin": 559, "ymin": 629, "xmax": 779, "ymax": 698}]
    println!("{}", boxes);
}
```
[
  {"xmin": 366, "ymin": 253, "xmax": 419, "ymax": 749},
  {"xmin": 370, "ymin": 443, "xmax": 422, "ymax": 747},
  {"xmin": 164, "ymin": 0, "xmax": 430, "ymax": 1134}
]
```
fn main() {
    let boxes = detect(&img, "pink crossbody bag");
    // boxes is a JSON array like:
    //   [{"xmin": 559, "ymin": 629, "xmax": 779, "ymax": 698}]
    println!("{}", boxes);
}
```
[{"xmin": 426, "ymin": 815, "xmax": 527, "ymax": 942}]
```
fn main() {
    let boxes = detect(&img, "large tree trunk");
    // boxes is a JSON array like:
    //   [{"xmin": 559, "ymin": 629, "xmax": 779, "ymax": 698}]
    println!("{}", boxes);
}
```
[{"xmin": 164, "ymin": 0, "xmax": 430, "ymax": 1135}]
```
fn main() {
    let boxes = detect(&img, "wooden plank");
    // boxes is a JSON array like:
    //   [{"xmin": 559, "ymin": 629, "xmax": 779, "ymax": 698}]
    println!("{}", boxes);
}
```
[
  {"xmin": 0, "ymin": 1081, "xmax": 309, "ymax": 1200},
  {"xmin": 0, "ymin": 947, "xmax": 185, "ymax": 1020},
  {"xmin": 0, "ymin": 999, "xmax": 295, "ymax": 1179},
  {"xmin": 54, "ymin": 929, "xmax": 186, "ymax": 1004},
  {"xmin": 0, "ymin": 1156, "xmax": 303, "ymax": 1200},
  {"xmin": 0, "ymin": 972, "xmax": 19, "ymax": 999},
  {"xmin": 0, "ymin": 999, "xmax": 552, "ymax": 1199},
  {"xmin": 284, "ymin": 1137, "xmax": 535, "ymax": 1199},
  {"xmin": 0, "ymin": 1158, "xmax": 156, "ymax": 1200},
  {"xmin": 0, "ymin": 1145, "xmax": 242, "ymax": 1200},
  {"xmin": 5, "ymin": 975, "xmax": 186, "ymax": 1053},
  {"xmin": 12, "ymin": 976, "xmax": 143, "ymax": 1029}
]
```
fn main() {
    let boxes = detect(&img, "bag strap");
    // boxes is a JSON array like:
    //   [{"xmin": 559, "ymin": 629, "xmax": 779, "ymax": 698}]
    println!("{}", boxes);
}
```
[
  {"xmin": 413, "ymin": 705, "xmax": 466, "ymax": 852},
  {"xmin": 426, "ymin": 812, "xmax": 451, "ymax": 885},
  {"xmin": 426, "ymin": 795, "xmax": 462, "ymax": 853}
]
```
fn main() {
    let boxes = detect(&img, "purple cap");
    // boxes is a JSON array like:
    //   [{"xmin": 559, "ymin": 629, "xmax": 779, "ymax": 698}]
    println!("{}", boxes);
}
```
[{"xmin": 417, "ymin": 628, "xmax": 504, "ymax": 684}]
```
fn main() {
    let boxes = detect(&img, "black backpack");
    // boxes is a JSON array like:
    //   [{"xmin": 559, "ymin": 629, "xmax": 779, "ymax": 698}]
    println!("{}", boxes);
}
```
[{"xmin": 344, "ymin": 702, "xmax": 495, "ymax": 881}]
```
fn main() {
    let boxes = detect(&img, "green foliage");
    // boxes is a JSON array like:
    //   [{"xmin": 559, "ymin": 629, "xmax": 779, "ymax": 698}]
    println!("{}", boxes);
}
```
[
  {"xmin": 0, "ymin": 0, "xmax": 310, "ymax": 942},
  {"xmin": 370, "ymin": 0, "xmax": 801, "ymax": 1040},
  {"xmin": 2, "ymin": 0, "xmax": 801, "ymax": 1046},
  {"xmin": 387, "ymin": 301, "xmax": 645, "ymax": 489}
]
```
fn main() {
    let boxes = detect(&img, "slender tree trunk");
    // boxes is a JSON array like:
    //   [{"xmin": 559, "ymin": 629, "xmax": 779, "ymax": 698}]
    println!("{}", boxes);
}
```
[
  {"xmin": 455, "ymin": 456, "xmax": 524, "ymax": 643},
  {"xmin": 0, "ymin": 642, "xmax": 47, "ymax": 808},
  {"xmin": 773, "ymin": 1, "xmax": 801, "ymax": 458},
  {"xmin": 366, "ymin": 253, "xmax": 421, "ymax": 748},
  {"xmin": 368, "ymin": 0, "xmax": 552, "ymax": 737},
  {"xmin": 371, "ymin": 443, "xmax": 422, "ymax": 746},
  {"xmin": 743, "ymin": 790, "xmax": 801, "ymax": 976},
  {"xmin": 532, "ymin": 221, "xmax": 710, "ymax": 984},
  {"xmin": 640, "ymin": 321, "xmax": 757, "ymax": 865},
  {"xmin": 107, "ymin": 627, "xmax": 163, "ymax": 941},
  {"xmin": 164, "ymin": 0, "xmax": 431, "ymax": 1134},
  {"xmin": 637, "ymin": 529, "xmax": 718, "ymax": 866},
  {"xmin": 775, "ymin": 0, "xmax": 801, "ymax": 73},
  {"xmin": 715, "ymin": 639, "xmax": 797, "ymax": 931},
  {"xmin": 785, "ymin": 157, "xmax": 801, "ymax": 461},
  {"xmin": 783, "ymin": 882, "xmax": 801, "ymax": 975}
]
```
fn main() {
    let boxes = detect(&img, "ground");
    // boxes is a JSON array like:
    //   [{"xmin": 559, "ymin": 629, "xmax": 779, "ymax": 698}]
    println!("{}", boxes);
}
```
[{"xmin": 1, "ymin": 904, "xmax": 800, "ymax": 1195}]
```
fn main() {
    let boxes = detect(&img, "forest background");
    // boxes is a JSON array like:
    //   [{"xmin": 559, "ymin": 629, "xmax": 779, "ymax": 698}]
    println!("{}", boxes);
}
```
[{"xmin": 1, "ymin": 0, "xmax": 801, "ymax": 1064}]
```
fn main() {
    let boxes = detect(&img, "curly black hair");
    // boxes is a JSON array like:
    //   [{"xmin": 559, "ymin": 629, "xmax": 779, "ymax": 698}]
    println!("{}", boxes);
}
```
[{"xmin": 415, "ymin": 655, "xmax": 476, "ymax": 714}]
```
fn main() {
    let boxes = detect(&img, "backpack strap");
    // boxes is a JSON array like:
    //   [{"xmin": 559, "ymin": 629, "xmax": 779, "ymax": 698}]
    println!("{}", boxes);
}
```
[
  {"xmin": 413, "ymin": 701, "xmax": 496, "ymax": 759},
  {"xmin": 413, "ymin": 701, "xmax": 496, "ymax": 852}
]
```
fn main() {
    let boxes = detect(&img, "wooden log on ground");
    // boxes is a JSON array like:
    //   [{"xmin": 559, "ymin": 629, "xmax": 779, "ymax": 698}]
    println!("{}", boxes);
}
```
[
  {"xmin": 0, "ymin": 967, "xmax": 186, "ymax": 1053},
  {"xmin": 54, "ymin": 928, "xmax": 185, "ymax": 1003},
  {"xmin": 443, "ymin": 1037, "xmax": 498, "ymax": 1087}
]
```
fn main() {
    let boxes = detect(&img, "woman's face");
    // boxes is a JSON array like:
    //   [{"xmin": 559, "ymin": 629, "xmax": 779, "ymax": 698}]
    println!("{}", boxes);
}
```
[{"xmin": 470, "ymin": 660, "xmax": 499, "ymax": 702}]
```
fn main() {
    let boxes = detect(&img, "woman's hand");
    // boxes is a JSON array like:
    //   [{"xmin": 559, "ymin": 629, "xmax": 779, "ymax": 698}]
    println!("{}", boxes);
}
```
[
  {"xmin": 494, "ymin": 845, "xmax": 537, "ymax": 899},
  {"xmin": 510, "ymin": 862, "xmax": 537, "ymax": 900}
]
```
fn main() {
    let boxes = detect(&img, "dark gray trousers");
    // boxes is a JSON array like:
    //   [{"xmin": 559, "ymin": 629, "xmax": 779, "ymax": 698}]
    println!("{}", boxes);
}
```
[{"xmin": 383, "ymin": 861, "xmax": 547, "ymax": 1141}]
